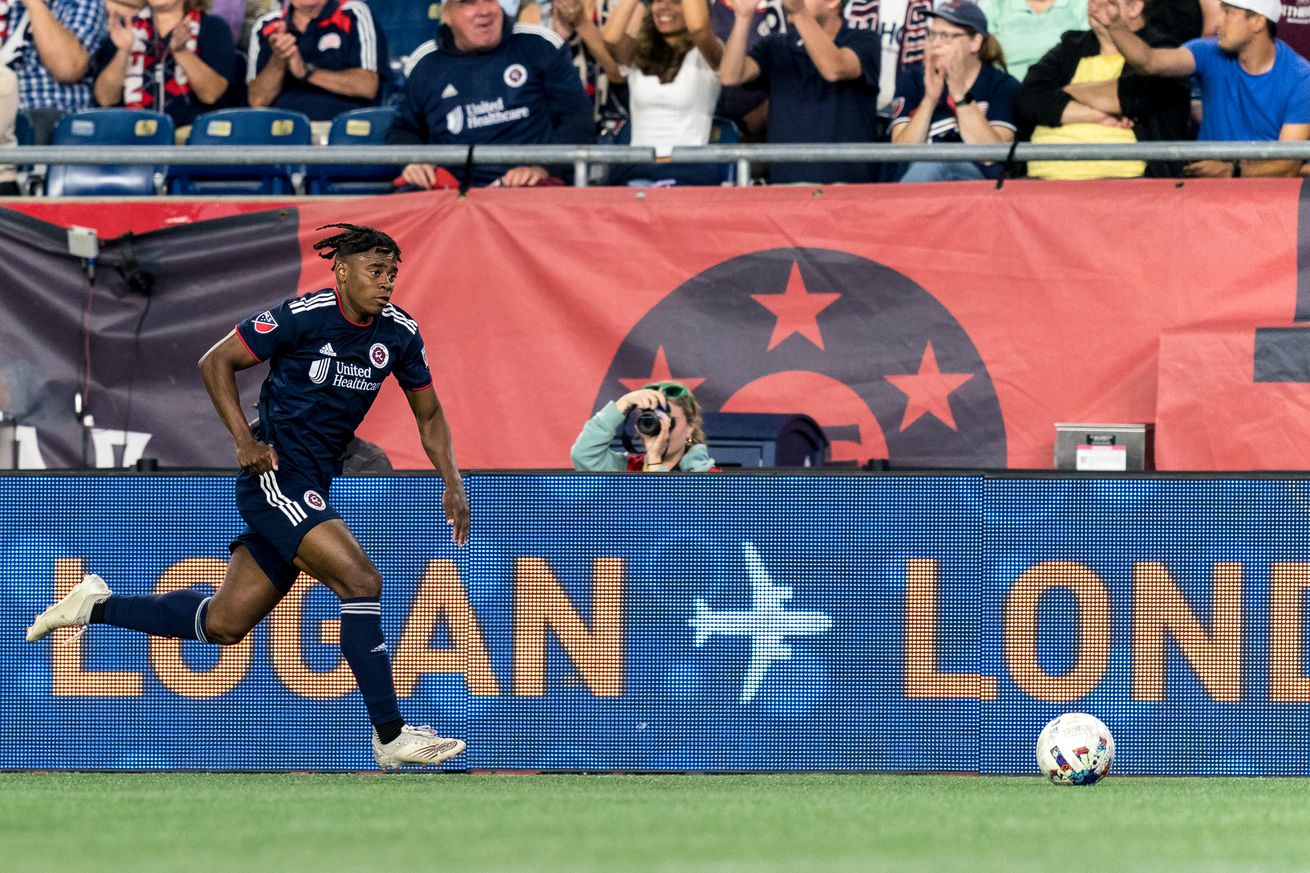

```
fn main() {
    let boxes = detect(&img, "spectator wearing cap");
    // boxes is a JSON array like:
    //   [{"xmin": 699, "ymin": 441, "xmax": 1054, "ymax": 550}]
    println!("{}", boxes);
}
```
[
  {"xmin": 1094, "ymin": 0, "xmax": 1310, "ymax": 176},
  {"xmin": 385, "ymin": 0, "xmax": 594, "ymax": 188},
  {"xmin": 1018, "ymin": 0, "xmax": 1190, "ymax": 179},
  {"xmin": 890, "ymin": 1, "xmax": 1020, "ymax": 181},
  {"xmin": 247, "ymin": 0, "xmax": 385, "ymax": 128},
  {"xmin": 719, "ymin": 0, "xmax": 882, "ymax": 184},
  {"xmin": 0, "ymin": 0, "xmax": 107, "ymax": 143},
  {"xmin": 978, "ymin": 0, "xmax": 1087, "ymax": 82}
]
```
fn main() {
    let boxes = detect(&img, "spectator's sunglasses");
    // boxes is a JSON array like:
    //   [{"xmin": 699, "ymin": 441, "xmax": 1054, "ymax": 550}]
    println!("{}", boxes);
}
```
[{"xmin": 644, "ymin": 383, "xmax": 688, "ymax": 399}]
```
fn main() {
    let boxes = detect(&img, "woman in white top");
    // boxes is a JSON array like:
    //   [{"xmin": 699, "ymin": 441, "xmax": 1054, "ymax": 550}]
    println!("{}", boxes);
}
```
[{"xmin": 603, "ymin": 0, "xmax": 725, "ymax": 184}]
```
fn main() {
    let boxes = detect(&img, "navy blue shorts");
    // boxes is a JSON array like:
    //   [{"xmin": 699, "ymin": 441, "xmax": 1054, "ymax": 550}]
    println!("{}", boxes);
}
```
[{"xmin": 229, "ymin": 470, "xmax": 340, "ymax": 593}]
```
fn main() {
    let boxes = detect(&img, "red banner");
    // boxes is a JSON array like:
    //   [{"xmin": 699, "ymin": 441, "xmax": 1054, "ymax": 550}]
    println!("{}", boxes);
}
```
[
  {"xmin": 296, "ymin": 181, "xmax": 1307, "ymax": 471},
  {"xmin": 7, "ymin": 180, "xmax": 1306, "ymax": 471}
]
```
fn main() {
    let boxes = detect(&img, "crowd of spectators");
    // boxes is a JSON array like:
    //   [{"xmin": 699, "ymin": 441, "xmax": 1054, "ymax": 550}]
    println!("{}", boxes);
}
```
[{"xmin": 0, "ymin": 0, "xmax": 1305, "ymax": 189}]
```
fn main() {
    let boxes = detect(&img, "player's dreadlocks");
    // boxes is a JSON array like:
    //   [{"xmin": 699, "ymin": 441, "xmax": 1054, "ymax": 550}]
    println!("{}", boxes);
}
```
[{"xmin": 312, "ymin": 223, "xmax": 402, "ymax": 264}]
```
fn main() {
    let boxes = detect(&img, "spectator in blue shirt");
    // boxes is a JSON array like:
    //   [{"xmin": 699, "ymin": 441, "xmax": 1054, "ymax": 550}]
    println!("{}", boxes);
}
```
[
  {"xmin": 93, "ymin": 0, "xmax": 234, "ymax": 131},
  {"xmin": 890, "ymin": 1, "xmax": 1019, "ymax": 181},
  {"xmin": 247, "ymin": 0, "xmax": 384, "ymax": 125},
  {"xmin": 385, "ymin": 0, "xmax": 594, "ymax": 188},
  {"xmin": 719, "ymin": 0, "xmax": 882, "ymax": 184},
  {"xmin": 0, "ymin": 0, "xmax": 107, "ymax": 142},
  {"xmin": 1095, "ymin": 0, "xmax": 1310, "ymax": 176}
]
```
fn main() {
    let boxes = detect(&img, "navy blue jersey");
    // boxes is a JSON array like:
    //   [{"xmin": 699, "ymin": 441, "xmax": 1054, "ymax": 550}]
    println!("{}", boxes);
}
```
[
  {"xmin": 889, "ymin": 63, "xmax": 1019, "ymax": 178},
  {"xmin": 746, "ymin": 25, "xmax": 882, "ymax": 184},
  {"xmin": 247, "ymin": 0, "xmax": 386, "ymax": 120},
  {"xmin": 234, "ymin": 289, "xmax": 431, "ymax": 486},
  {"xmin": 385, "ymin": 19, "xmax": 594, "ymax": 186}
]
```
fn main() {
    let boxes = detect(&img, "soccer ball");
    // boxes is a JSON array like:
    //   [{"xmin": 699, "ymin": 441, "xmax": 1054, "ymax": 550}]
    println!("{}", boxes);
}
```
[{"xmin": 1035, "ymin": 712, "xmax": 1115, "ymax": 786}]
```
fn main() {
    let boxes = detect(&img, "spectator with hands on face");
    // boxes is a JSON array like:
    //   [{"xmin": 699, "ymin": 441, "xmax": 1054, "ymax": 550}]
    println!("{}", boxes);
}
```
[
  {"xmin": 889, "ymin": 0, "xmax": 1019, "ymax": 182},
  {"xmin": 570, "ymin": 382, "xmax": 718, "ymax": 472},
  {"xmin": 1017, "ymin": 0, "xmax": 1190, "ymax": 180}
]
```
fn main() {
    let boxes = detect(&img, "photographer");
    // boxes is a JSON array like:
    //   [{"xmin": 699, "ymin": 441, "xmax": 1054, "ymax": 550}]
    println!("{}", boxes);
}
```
[{"xmin": 571, "ymin": 381, "xmax": 717, "ymax": 472}]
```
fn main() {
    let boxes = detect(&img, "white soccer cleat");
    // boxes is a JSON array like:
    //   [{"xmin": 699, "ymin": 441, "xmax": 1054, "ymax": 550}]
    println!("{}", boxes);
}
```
[
  {"xmin": 372, "ymin": 724, "xmax": 466, "ymax": 771},
  {"xmin": 26, "ymin": 574, "xmax": 113, "ymax": 643}
]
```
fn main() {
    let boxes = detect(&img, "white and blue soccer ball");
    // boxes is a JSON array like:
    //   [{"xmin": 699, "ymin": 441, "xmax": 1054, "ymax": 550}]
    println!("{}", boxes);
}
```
[{"xmin": 1036, "ymin": 712, "xmax": 1115, "ymax": 786}]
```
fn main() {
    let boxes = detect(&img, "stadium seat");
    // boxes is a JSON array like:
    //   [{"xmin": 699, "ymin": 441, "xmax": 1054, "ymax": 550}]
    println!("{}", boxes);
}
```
[
  {"xmin": 45, "ymin": 109, "xmax": 175, "ymax": 197},
  {"xmin": 304, "ymin": 107, "xmax": 399, "ymax": 196},
  {"xmin": 710, "ymin": 116, "xmax": 740, "ymax": 185},
  {"xmin": 168, "ymin": 108, "xmax": 311, "ymax": 196},
  {"xmin": 369, "ymin": 0, "xmax": 441, "ymax": 64},
  {"xmin": 15, "ymin": 110, "xmax": 37, "ymax": 194}
]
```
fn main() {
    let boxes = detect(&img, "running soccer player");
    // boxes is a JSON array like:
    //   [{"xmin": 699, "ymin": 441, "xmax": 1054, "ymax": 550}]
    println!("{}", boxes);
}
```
[{"xmin": 26, "ymin": 223, "xmax": 470, "ymax": 771}]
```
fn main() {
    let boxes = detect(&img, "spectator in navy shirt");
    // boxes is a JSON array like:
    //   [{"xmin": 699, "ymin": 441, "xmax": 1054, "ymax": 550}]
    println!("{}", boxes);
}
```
[
  {"xmin": 93, "ymin": 0, "xmax": 234, "ymax": 131},
  {"xmin": 719, "ymin": 0, "xmax": 881, "ymax": 183},
  {"xmin": 386, "ymin": 0, "xmax": 594, "ymax": 188},
  {"xmin": 890, "ymin": 1, "xmax": 1019, "ymax": 181},
  {"xmin": 247, "ymin": 0, "xmax": 384, "ymax": 126}
]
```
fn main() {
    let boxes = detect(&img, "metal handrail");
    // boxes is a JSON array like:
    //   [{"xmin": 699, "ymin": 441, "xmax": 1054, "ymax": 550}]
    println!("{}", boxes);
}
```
[{"xmin": 4, "ymin": 141, "xmax": 1301, "ymax": 189}]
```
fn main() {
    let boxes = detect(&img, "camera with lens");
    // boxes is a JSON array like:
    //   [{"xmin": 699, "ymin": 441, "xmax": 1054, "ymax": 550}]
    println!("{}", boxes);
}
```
[{"xmin": 635, "ymin": 405, "xmax": 669, "ymax": 436}]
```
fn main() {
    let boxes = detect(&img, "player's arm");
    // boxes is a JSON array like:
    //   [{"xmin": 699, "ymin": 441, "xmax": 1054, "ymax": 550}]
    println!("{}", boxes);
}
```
[
  {"xmin": 198, "ymin": 329, "xmax": 278, "ymax": 474},
  {"xmin": 405, "ymin": 386, "xmax": 470, "ymax": 545}
]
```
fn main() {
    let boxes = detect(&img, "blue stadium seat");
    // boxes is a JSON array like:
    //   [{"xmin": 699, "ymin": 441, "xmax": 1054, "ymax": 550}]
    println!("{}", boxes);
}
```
[
  {"xmin": 45, "ymin": 109, "xmax": 175, "ymax": 197},
  {"xmin": 710, "ymin": 116, "xmax": 740, "ymax": 185},
  {"xmin": 15, "ymin": 111, "xmax": 36, "ymax": 194},
  {"xmin": 369, "ymin": 0, "xmax": 441, "ymax": 64},
  {"xmin": 304, "ymin": 107, "xmax": 399, "ymax": 195},
  {"xmin": 168, "ymin": 108, "xmax": 311, "ymax": 195}
]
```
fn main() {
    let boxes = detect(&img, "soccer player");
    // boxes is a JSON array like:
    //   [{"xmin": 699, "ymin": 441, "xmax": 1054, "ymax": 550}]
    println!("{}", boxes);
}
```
[{"xmin": 25, "ymin": 223, "xmax": 470, "ymax": 771}]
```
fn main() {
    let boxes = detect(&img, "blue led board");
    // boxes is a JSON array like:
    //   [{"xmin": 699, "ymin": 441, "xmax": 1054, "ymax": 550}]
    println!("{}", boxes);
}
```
[{"xmin": 1, "ymin": 474, "xmax": 1307, "ymax": 772}]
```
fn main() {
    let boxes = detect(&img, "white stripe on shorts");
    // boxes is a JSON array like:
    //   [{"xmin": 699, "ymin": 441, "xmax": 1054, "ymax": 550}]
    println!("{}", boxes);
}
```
[{"xmin": 260, "ymin": 471, "xmax": 306, "ymax": 526}]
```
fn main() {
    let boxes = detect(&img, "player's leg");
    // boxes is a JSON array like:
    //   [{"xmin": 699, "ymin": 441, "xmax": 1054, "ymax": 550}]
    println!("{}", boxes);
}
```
[
  {"xmin": 25, "ymin": 542, "xmax": 287, "ymax": 644},
  {"xmin": 293, "ymin": 518, "xmax": 464, "ymax": 769},
  {"xmin": 195, "ymin": 545, "xmax": 289, "ymax": 644}
]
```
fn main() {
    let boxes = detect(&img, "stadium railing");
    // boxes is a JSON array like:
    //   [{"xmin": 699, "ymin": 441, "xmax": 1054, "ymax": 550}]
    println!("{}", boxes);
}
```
[{"xmin": 0, "ymin": 141, "xmax": 1305, "ymax": 189}]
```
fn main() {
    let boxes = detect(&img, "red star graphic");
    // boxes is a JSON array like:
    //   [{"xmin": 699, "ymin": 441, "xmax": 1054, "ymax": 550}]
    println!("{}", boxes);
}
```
[
  {"xmin": 619, "ymin": 346, "xmax": 705, "ymax": 392},
  {"xmin": 751, "ymin": 262, "xmax": 841, "ymax": 351},
  {"xmin": 884, "ymin": 343, "xmax": 974, "ymax": 431}
]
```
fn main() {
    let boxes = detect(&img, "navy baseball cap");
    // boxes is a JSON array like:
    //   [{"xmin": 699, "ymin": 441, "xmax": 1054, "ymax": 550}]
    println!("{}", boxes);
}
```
[{"xmin": 925, "ymin": 0, "xmax": 989, "ymax": 36}]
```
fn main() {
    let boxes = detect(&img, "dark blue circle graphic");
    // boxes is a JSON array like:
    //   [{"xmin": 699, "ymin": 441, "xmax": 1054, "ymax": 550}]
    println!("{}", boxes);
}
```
[{"xmin": 596, "ymin": 247, "xmax": 1006, "ymax": 467}]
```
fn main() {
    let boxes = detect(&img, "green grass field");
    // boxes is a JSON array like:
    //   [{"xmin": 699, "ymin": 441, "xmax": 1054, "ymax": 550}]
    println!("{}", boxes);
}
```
[{"xmin": 3, "ymin": 773, "xmax": 1309, "ymax": 872}]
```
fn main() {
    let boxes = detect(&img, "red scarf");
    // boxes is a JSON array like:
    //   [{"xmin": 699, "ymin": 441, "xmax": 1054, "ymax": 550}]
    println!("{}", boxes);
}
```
[{"xmin": 124, "ymin": 8, "xmax": 202, "ymax": 109}]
